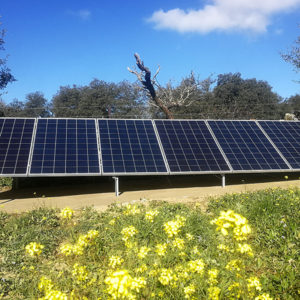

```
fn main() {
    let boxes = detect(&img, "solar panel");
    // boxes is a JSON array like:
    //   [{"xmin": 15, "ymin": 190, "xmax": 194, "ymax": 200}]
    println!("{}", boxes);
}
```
[
  {"xmin": 98, "ymin": 119, "xmax": 168, "ymax": 174},
  {"xmin": 0, "ymin": 118, "xmax": 35, "ymax": 175},
  {"xmin": 154, "ymin": 120, "xmax": 231, "ymax": 173},
  {"xmin": 208, "ymin": 120, "xmax": 289, "ymax": 171},
  {"xmin": 258, "ymin": 121, "xmax": 300, "ymax": 169},
  {"xmin": 30, "ymin": 118, "xmax": 100, "ymax": 175}
]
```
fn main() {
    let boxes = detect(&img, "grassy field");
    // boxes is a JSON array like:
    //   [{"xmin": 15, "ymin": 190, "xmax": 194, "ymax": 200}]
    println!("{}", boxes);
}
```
[{"xmin": 0, "ymin": 186, "xmax": 299, "ymax": 299}]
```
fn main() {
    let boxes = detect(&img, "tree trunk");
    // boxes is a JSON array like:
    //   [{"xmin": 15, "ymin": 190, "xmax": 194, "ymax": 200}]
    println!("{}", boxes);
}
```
[{"xmin": 129, "ymin": 53, "xmax": 174, "ymax": 119}]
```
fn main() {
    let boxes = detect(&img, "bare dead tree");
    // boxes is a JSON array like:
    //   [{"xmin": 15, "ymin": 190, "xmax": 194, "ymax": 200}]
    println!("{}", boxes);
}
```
[{"xmin": 128, "ymin": 53, "xmax": 174, "ymax": 119}]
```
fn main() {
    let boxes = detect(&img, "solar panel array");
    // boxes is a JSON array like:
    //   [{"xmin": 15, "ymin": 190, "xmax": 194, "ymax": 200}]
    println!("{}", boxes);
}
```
[
  {"xmin": 0, "ymin": 118, "xmax": 299, "ymax": 177},
  {"xmin": 208, "ymin": 120, "xmax": 289, "ymax": 171},
  {"xmin": 155, "ymin": 120, "xmax": 230, "ymax": 173},
  {"xmin": 259, "ymin": 121, "xmax": 300, "ymax": 169},
  {"xmin": 0, "ymin": 118, "xmax": 35, "ymax": 175},
  {"xmin": 30, "ymin": 119, "xmax": 100, "ymax": 175},
  {"xmin": 99, "ymin": 119, "xmax": 167, "ymax": 174}
]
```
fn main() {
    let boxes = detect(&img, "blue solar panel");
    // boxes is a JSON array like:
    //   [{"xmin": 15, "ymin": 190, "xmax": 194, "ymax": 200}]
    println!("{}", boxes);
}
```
[
  {"xmin": 98, "ymin": 119, "xmax": 168, "ymax": 174},
  {"xmin": 208, "ymin": 120, "xmax": 289, "ymax": 171},
  {"xmin": 30, "ymin": 119, "xmax": 100, "ymax": 174},
  {"xmin": 154, "ymin": 120, "xmax": 230, "ymax": 173},
  {"xmin": 0, "ymin": 118, "xmax": 35, "ymax": 175},
  {"xmin": 259, "ymin": 121, "xmax": 300, "ymax": 169}
]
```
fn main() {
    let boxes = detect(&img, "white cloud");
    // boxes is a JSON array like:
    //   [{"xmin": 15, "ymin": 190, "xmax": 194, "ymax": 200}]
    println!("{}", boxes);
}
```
[
  {"xmin": 68, "ymin": 9, "xmax": 91, "ymax": 21},
  {"xmin": 148, "ymin": 0, "xmax": 300, "ymax": 34}
]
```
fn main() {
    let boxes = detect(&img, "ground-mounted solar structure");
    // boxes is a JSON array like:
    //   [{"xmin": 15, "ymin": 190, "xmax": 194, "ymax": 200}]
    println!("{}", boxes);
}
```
[
  {"xmin": 0, "ymin": 118, "xmax": 35, "ymax": 176},
  {"xmin": 0, "ymin": 117, "xmax": 299, "ymax": 195},
  {"xmin": 98, "ymin": 119, "xmax": 168, "ymax": 175},
  {"xmin": 154, "ymin": 120, "xmax": 231, "ymax": 173},
  {"xmin": 207, "ymin": 120, "xmax": 291, "ymax": 171},
  {"xmin": 258, "ymin": 121, "xmax": 300, "ymax": 170},
  {"xmin": 30, "ymin": 118, "xmax": 100, "ymax": 175}
]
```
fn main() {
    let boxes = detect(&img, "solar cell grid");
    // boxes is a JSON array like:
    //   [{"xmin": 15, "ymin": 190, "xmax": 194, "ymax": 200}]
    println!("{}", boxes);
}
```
[
  {"xmin": 30, "ymin": 119, "xmax": 100, "ymax": 174},
  {"xmin": 154, "ymin": 120, "xmax": 230, "ymax": 173},
  {"xmin": 208, "ymin": 120, "xmax": 289, "ymax": 171},
  {"xmin": 98, "ymin": 119, "xmax": 167, "ymax": 174},
  {"xmin": 258, "ymin": 121, "xmax": 300, "ymax": 169},
  {"xmin": 0, "ymin": 118, "xmax": 35, "ymax": 175}
]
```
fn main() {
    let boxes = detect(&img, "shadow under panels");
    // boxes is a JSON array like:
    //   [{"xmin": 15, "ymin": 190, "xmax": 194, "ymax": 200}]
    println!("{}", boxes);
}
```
[
  {"xmin": 0, "ymin": 118, "xmax": 35, "ymax": 175},
  {"xmin": 30, "ymin": 119, "xmax": 100, "ymax": 175},
  {"xmin": 208, "ymin": 120, "xmax": 290, "ymax": 172},
  {"xmin": 258, "ymin": 121, "xmax": 300, "ymax": 170},
  {"xmin": 154, "ymin": 120, "xmax": 231, "ymax": 173}
]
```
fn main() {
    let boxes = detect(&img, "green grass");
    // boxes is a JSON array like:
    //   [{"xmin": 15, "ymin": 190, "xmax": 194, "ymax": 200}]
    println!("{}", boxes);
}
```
[
  {"xmin": 0, "ymin": 187, "xmax": 299, "ymax": 299},
  {"xmin": 0, "ymin": 177, "xmax": 12, "ymax": 189}
]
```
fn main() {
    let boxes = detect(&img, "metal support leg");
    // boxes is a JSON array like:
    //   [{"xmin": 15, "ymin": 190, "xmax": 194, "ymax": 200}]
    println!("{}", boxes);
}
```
[
  {"xmin": 112, "ymin": 177, "xmax": 119, "ymax": 196},
  {"xmin": 221, "ymin": 174, "xmax": 225, "ymax": 188}
]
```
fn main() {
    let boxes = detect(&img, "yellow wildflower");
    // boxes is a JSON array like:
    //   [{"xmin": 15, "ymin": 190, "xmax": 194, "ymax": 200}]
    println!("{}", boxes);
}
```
[
  {"xmin": 247, "ymin": 276, "xmax": 262, "ymax": 291},
  {"xmin": 135, "ymin": 264, "xmax": 147, "ymax": 273},
  {"xmin": 123, "ymin": 204, "xmax": 141, "ymax": 216},
  {"xmin": 186, "ymin": 233, "xmax": 194, "ymax": 241},
  {"xmin": 145, "ymin": 209, "xmax": 159, "ymax": 222},
  {"xmin": 208, "ymin": 286, "xmax": 221, "ymax": 300},
  {"xmin": 163, "ymin": 215, "xmax": 186, "ymax": 238},
  {"xmin": 188, "ymin": 259, "xmax": 205, "ymax": 274},
  {"xmin": 137, "ymin": 246, "xmax": 151, "ymax": 259},
  {"xmin": 38, "ymin": 276, "xmax": 54, "ymax": 292},
  {"xmin": 60, "ymin": 207, "xmax": 74, "ymax": 219},
  {"xmin": 211, "ymin": 210, "xmax": 251, "ymax": 241},
  {"xmin": 155, "ymin": 243, "xmax": 168, "ymax": 256},
  {"xmin": 217, "ymin": 244, "xmax": 230, "ymax": 252},
  {"xmin": 109, "ymin": 218, "xmax": 116, "ymax": 225},
  {"xmin": 121, "ymin": 226, "xmax": 138, "ymax": 242},
  {"xmin": 59, "ymin": 243, "xmax": 74, "ymax": 256},
  {"xmin": 237, "ymin": 243, "xmax": 253, "ymax": 256},
  {"xmin": 184, "ymin": 284, "xmax": 196, "ymax": 299},
  {"xmin": 172, "ymin": 238, "xmax": 185, "ymax": 250},
  {"xmin": 191, "ymin": 246, "xmax": 200, "ymax": 255},
  {"xmin": 104, "ymin": 269, "xmax": 146, "ymax": 299},
  {"xmin": 72, "ymin": 263, "xmax": 88, "ymax": 282},
  {"xmin": 109, "ymin": 255, "xmax": 124, "ymax": 269},
  {"xmin": 228, "ymin": 282, "xmax": 241, "ymax": 298},
  {"xmin": 208, "ymin": 269, "xmax": 218, "ymax": 285},
  {"xmin": 175, "ymin": 265, "xmax": 189, "ymax": 280},
  {"xmin": 226, "ymin": 259, "xmax": 243, "ymax": 272},
  {"xmin": 255, "ymin": 294, "xmax": 273, "ymax": 300},
  {"xmin": 60, "ymin": 229, "xmax": 99, "ymax": 256},
  {"xmin": 38, "ymin": 277, "xmax": 67, "ymax": 300},
  {"xmin": 25, "ymin": 242, "xmax": 44, "ymax": 257},
  {"xmin": 158, "ymin": 268, "xmax": 176, "ymax": 286},
  {"xmin": 39, "ymin": 289, "xmax": 68, "ymax": 300}
]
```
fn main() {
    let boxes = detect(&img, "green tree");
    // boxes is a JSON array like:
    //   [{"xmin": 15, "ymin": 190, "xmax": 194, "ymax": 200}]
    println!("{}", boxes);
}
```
[
  {"xmin": 113, "ymin": 81, "xmax": 148, "ymax": 118},
  {"xmin": 283, "ymin": 94, "xmax": 300, "ymax": 118},
  {"xmin": 0, "ymin": 20, "xmax": 15, "ymax": 93},
  {"xmin": 51, "ymin": 85, "xmax": 82, "ymax": 117},
  {"xmin": 51, "ymin": 79, "xmax": 146, "ymax": 118},
  {"xmin": 281, "ymin": 32, "xmax": 300, "ymax": 72},
  {"xmin": 3, "ymin": 99, "xmax": 25, "ymax": 117},
  {"xmin": 167, "ymin": 74, "xmax": 216, "ymax": 119},
  {"xmin": 212, "ymin": 73, "xmax": 282, "ymax": 119},
  {"xmin": 24, "ymin": 91, "xmax": 50, "ymax": 117}
]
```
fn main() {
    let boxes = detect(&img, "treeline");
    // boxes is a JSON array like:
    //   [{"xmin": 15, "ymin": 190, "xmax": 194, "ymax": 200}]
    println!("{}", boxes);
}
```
[{"xmin": 1, "ymin": 72, "xmax": 299, "ymax": 119}]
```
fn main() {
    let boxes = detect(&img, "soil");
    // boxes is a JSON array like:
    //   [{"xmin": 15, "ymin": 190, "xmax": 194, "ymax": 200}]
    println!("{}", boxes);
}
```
[{"xmin": 0, "ymin": 173, "xmax": 299, "ymax": 213}]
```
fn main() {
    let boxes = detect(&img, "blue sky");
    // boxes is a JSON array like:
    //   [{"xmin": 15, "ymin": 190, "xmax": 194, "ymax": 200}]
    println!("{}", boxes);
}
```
[{"xmin": 1, "ymin": 0, "xmax": 299, "ymax": 104}]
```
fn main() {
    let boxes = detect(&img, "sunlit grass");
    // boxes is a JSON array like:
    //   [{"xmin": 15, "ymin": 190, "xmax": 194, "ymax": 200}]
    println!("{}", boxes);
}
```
[{"xmin": 0, "ymin": 186, "xmax": 299, "ymax": 299}]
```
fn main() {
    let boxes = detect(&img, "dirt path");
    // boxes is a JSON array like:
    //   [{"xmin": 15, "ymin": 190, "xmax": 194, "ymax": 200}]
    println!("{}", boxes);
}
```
[{"xmin": 1, "ymin": 174, "xmax": 299, "ymax": 213}]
